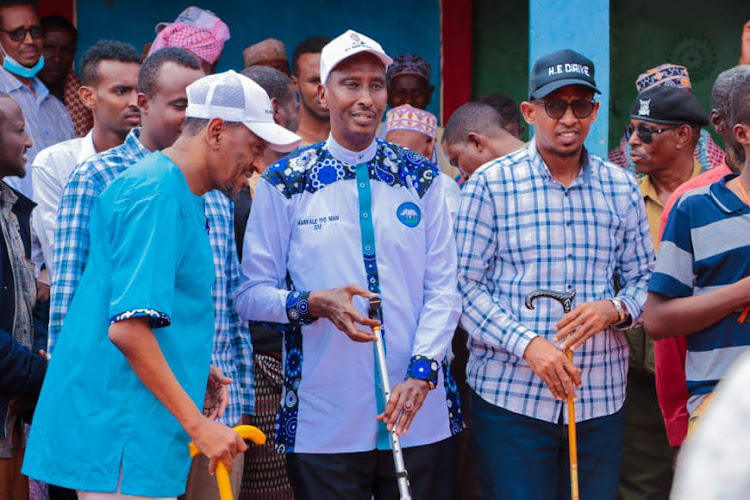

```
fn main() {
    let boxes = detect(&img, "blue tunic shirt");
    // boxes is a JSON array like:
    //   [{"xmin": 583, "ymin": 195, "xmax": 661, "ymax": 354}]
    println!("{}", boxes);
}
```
[{"xmin": 23, "ymin": 152, "xmax": 215, "ymax": 497}]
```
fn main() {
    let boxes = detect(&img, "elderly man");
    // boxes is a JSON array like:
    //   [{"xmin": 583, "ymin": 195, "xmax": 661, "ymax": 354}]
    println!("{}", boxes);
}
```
[
  {"xmin": 442, "ymin": 102, "xmax": 524, "ymax": 182},
  {"xmin": 149, "ymin": 6, "xmax": 230, "ymax": 75},
  {"xmin": 0, "ymin": 0, "xmax": 74, "ymax": 199},
  {"xmin": 235, "ymin": 29, "xmax": 462, "ymax": 499},
  {"xmin": 291, "ymin": 36, "xmax": 330, "ymax": 145},
  {"xmin": 455, "ymin": 49, "xmax": 654, "ymax": 499},
  {"xmin": 243, "ymin": 38, "xmax": 290, "ymax": 76},
  {"xmin": 618, "ymin": 85, "xmax": 710, "ymax": 499},
  {"xmin": 23, "ymin": 70, "xmax": 301, "ymax": 499}
]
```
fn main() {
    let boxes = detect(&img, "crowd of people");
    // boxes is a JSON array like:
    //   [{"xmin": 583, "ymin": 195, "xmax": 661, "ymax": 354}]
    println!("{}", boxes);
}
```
[{"xmin": 1, "ymin": 1, "xmax": 750, "ymax": 499}]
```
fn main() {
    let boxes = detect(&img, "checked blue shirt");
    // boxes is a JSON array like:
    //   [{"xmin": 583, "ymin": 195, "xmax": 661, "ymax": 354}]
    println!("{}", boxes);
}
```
[
  {"xmin": 49, "ymin": 128, "xmax": 253, "ymax": 424},
  {"xmin": 455, "ymin": 140, "xmax": 654, "ymax": 424}
]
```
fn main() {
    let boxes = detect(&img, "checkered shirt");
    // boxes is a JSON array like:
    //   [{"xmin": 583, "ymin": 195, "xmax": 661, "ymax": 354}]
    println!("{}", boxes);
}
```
[
  {"xmin": 49, "ymin": 128, "xmax": 253, "ymax": 423},
  {"xmin": 455, "ymin": 140, "xmax": 654, "ymax": 424}
]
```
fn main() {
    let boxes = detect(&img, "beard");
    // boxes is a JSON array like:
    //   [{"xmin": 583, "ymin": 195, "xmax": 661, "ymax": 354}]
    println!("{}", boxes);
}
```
[{"xmin": 301, "ymin": 93, "xmax": 329, "ymax": 122}]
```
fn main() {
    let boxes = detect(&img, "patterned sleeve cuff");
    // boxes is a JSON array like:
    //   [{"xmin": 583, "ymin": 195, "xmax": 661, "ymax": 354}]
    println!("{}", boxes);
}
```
[
  {"xmin": 110, "ymin": 309, "xmax": 171, "ymax": 328},
  {"xmin": 286, "ymin": 291, "xmax": 317, "ymax": 325},
  {"xmin": 406, "ymin": 355, "xmax": 440, "ymax": 387}
]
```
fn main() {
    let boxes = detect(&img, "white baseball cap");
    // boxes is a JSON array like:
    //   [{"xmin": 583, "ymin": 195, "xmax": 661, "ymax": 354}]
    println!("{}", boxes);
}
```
[
  {"xmin": 320, "ymin": 29, "xmax": 393, "ymax": 84},
  {"xmin": 185, "ymin": 70, "xmax": 302, "ymax": 153}
]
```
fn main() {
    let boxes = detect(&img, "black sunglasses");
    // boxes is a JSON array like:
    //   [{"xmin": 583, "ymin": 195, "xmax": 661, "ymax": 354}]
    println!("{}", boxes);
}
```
[
  {"xmin": 0, "ymin": 25, "xmax": 43, "ymax": 42},
  {"xmin": 625, "ymin": 123, "xmax": 680, "ymax": 145},
  {"xmin": 532, "ymin": 99, "xmax": 595, "ymax": 119}
]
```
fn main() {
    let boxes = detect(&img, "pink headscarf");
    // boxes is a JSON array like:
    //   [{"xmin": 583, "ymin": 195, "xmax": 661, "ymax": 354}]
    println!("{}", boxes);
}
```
[{"xmin": 148, "ymin": 21, "xmax": 230, "ymax": 65}]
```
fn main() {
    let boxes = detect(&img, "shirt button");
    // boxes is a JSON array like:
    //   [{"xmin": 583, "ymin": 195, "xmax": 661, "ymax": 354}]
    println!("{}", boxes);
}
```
[
  {"xmin": 566, "ymin": 221, "xmax": 572, "ymax": 226},
  {"xmin": 567, "ymin": 284, "xmax": 573, "ymax": 290},
  {"xmin": 567, "ymin": 253, "xmax": 573, "ymax": 258}
]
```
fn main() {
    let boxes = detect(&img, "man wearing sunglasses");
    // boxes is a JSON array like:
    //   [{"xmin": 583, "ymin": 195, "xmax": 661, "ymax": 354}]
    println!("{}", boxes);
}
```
[
  {"xmin": 618, "ymin": 84, "xmax": 709, "ymax": 499},
  {"xmin": 0, "ymin": 1, "xmax": 73, "ymax": 199},
  {"xmin": 455, "ymin": 48, "xmax": 654, "ymax": 499}
]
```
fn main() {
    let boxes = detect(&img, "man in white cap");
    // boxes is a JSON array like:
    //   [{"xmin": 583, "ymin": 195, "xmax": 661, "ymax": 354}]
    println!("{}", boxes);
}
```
[
  {"xmin": 21, "ymin": 70, "xmax": 301, "ymax": 499},
  {"xmin": 235, "ymin": 29, "xmax": 461, "ymax": 498}
]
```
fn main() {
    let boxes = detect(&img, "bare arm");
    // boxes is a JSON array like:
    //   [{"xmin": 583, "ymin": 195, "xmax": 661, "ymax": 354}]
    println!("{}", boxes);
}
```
[
  {"xmin": 643, "ymin": 277, "xmax": 750, "ymax": 340},
  {"xmin": 109, "ymin": 317, "xmax": 246, "ymax": 473}
]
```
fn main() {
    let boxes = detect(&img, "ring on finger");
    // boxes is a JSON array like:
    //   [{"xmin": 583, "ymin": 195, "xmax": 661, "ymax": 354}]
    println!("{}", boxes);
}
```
[{"xmin": 404, "ymin": 400, "xmax": 414, "ymax": 412}]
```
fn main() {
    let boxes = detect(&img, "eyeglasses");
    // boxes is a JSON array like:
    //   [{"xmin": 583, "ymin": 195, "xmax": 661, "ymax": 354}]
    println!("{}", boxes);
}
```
[
  {"xmin": 625, "ymin": 123, "xmax": 681, "ymax": 144},
  {"xmin": 0, "ymin": 26, "xmax": 43, "ymax": 42},
  {"xmin": 532, "ymin": 99, "xmax": 596, "ymax": 119}
]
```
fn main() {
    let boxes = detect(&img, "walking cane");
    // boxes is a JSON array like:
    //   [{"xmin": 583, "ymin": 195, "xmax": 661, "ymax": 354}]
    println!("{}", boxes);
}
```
[
  {"xmin": 525, "ymin": 289, "xmax": 579, "ymax": 500},
  {"xmin": 369, "ymin": 295, "xmax": 413, "ymax": 500},
  {"xmin": 188, "ymin": 424, "xmax": 266, "ymax": 500}
]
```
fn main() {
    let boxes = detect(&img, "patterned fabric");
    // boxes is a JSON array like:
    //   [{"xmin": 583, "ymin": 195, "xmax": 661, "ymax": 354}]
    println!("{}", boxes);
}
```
[
  {"xmin": 240, "ymin": 353, "xmax": 293, "ymax": 499},
  {"xmin": 0, "ymin": 67, "xmax": 75, "ymax": 199},
  {"xmin": 635, "ymin": 63, "xmax": 691, "ymax": 93},
  {"xmin": 49, "ymin": 128, "xmax": 150, "ymax": 354},
  {"xmin": 275, "ymin": 321, "xmax": 301, "ymax": 453},
  {"xmin": 63, "ymin": 71, "xmax": 93, "ymax": 138},
  {"xmin": 649, "ymin": 175, "xmax": 750, "ymax": 414},
  {"xmin": 406, "ymin": 355, "xmax": 440, "ymax": 386},
  {"xmin": 150, "ymin": 22, "xmax": 229, "ymax": 65},
  {"xmin": 386, "ymin": 53, "xmax": 431, "ymax": 84},
  {"xmin": 608, "ymin": 129, "xmax": 725, "ymax": 175},
  {"xmin": 386, "ymin": 104, "xmax": 437, "ymax": 139},
  {"xmin": 455, "ymin": 140, "xmax": 654, "ymax": 424},
  {"xmin": 109, "ymin": 308, "xmax": 171, "ymax": 328},
  {"xmin": 49, "ymin": 128, "xmax": 253, "ymax": 422},
  {"xmin": 285, "ymin": 290, "xmax": 314, "ymax": 325}
]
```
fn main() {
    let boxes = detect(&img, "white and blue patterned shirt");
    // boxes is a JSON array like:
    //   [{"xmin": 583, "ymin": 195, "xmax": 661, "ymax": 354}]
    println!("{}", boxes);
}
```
[
  {"xmin": 235, "ymin": 136, "xmax": 462, "ymax": 453},
  {"xmin": 0, "ymin": 67, "xmax": 74, "ymax": 199},
  {"xmin": 49, "ymin": 128, "xmax": 252, "ymax": 423},
  {"xmin": 455, "ymin": 140, "xmax": 654, "ymax": 424}
]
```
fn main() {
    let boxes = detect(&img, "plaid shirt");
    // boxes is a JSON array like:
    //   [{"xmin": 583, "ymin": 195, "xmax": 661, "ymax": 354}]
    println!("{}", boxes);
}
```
[
  {"xmin": 49, "ymin": 128, "xmax": 252, "ymax": 423},
  {"xmin": 455, "ymin": 140, "xmax": 654, "ymax": 424}
]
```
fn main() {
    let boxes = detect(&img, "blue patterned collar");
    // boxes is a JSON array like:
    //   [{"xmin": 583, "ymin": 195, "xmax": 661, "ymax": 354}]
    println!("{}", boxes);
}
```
[{"xmin": 325, "ymin": 134, "xmax": 378, "ymax": 166}]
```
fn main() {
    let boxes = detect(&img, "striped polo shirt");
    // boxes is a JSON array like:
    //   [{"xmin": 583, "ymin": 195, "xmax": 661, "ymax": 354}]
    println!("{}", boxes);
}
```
[{"xmin": 649, "ymin": 173, "xmax": 750, "ymax": 413}]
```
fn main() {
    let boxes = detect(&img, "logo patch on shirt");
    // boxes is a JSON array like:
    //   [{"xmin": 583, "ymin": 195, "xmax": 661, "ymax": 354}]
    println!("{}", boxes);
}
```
[{"xmin": 397, "ymin": 202, "xmax": 421, "ymax": 227}]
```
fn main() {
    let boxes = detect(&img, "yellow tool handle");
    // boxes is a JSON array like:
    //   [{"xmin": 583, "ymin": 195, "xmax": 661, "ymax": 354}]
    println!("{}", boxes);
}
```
[
  {"xmin": 565, "ymin": 348, "xmax": 580, "ymax": 500},
  {"xmin": 188, "ymin": 424, "xmax": 266, "ymax": 500}
]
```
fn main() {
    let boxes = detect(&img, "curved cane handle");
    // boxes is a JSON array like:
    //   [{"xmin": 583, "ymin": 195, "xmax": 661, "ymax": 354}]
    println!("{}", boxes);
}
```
[
  {"xmin": 525, "ymin": 289, "xmax": 576, "ymax": 314},
  {"xmin": 188, "ymin": 425, "xmax": 266, "ymax": 500}
]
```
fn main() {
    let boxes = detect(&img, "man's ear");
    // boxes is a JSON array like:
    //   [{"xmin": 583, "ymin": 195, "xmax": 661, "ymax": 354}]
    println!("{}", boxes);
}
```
[
  {"xmin": 271, "ymin": 97, "xmax": 281, "ymax": 122},
  {"xmin": 710, "ymin": 110, "xmax": 725, "ymax": 135},
  {"xmin": 467, "ymin": 132, "xmax": 484, "ymax": 152},
  {"xmin": 78, "ymin": 85, "xmax": 96, "ymax": 110},
  {"xmin": 674, "ymin": 124, "xmax": 693, "ymax": 150},
  {"xmin": 206, "ymin": 117, "xmax": 225, "ymax": 150},
  {"xmin": 520, "ymin": 101, "xmax": 536, "ymax": 126},
  {"xmin": 733, "ymin": 122, "xmax": 750, "ymax": 146},
  {"xmin": 318, "ymin": 83, "xmax": 329, "ymax": 110},
  {"xmin": 137, "ymin": 93, "xmax": 149, "ymax": 113},
  {"xmin": 291, "ymin": 75, "xmax": 299, "ymax": 92}
]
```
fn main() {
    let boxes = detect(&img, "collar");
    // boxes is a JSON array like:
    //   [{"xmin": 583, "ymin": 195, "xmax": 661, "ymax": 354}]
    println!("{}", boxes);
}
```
[
  {"xmin": 325, "ymin": 133, "xmax": 378, "ymax": 166},
  {"xmin": 0, "ymin": 66, "xmax": 49, "ymax": 100},
  {"xmin": 77, "ymin": 129, "xmax": 98, "ymax": 164},
  {"xmin": 528, "ymin": 138, "xmax": 592, "ymax": 186},
  {"xmin": 124, "ymin": 127, "xmax": 149, "ymax": 154},
  {"xmin": 0, "ymin": 180, "xmax": 17, "ymax": 212},
  {"xmin": 710, "ymin": 173, "xmax": 747, "ymax": 214}
]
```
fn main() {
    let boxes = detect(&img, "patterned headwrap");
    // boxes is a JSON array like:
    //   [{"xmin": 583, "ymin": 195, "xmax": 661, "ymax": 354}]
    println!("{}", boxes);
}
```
[
  {"xmin": 386, "ymin": 54, "xmax": 431, "ymax": 84},
  {"xmin": 149, "ymin": 7, "xmax": 230, "ymax": 64},
  {"xmin": 242, "ymin": 38, "xmax": 288, "ymax": 68},
  {"xmin": 386, "ymin": 104, "xmax": 437, "ymax": 139},
  {"xmin": 635, "ymin": 63, "xmax": 692, "ymax": 93}
]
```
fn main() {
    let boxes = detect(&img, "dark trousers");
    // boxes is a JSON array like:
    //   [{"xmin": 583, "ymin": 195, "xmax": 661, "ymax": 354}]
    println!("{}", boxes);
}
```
[
  {"xmin": 618, "ymin": 370, "xmax": 675, "ymax": 499},
  {"xmin": 470, "ymin": 390, "xmax": 625, "ymax": 499},
  {"xmin": 286, "ymin": 437, "xmax": 455, "ymax": 500}
]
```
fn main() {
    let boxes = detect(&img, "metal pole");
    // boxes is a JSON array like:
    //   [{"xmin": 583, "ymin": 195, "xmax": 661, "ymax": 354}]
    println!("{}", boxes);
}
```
[{"xmin": 369, "ymin": 296, "xmax": 412, "ymax": 500}]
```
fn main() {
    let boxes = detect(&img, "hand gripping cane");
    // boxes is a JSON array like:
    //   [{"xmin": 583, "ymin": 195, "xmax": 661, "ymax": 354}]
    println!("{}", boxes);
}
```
[
  {"xmin": 525, "ymin": 289, "xmax": 579, "ymax": 500},
  {"xmin": 188, "ymin": 425, "xmax": 266, "ymax": 500},
  {"xmin": 369, "ymin": 296, "xmax": 413, "ymax": 500}
]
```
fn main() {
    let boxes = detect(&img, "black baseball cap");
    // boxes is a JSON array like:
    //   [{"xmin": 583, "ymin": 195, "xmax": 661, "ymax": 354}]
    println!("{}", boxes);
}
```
[
  {"xmin": 529, "ymin": 49, "xmax": 600, "ymax": 99},
  {"xmin": 629, "ymin": 86, "xmax": 709, "ymax": 126}
]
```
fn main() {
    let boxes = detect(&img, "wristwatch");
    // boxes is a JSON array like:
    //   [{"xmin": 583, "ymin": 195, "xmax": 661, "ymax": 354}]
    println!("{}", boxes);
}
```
[{"xmin": 609, "ymin": 298, "xmax": 628, "ymax": 326}]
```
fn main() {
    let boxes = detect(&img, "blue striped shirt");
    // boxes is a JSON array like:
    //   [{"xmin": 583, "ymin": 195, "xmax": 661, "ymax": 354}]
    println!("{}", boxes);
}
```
[
  {"xmin": 0, "ymin": 67, "xmax": 74, "ymax": 198},
  {"xmin": 50, "ymin": 128, "xmax": 252, "ymax": 423},
  {"xmin": 455, "ymin": 141, "xmax": 654, "ymax": 423},
  {"xmin": 649, "ymin": 174, "xmax": 750, "ymax": 413}
]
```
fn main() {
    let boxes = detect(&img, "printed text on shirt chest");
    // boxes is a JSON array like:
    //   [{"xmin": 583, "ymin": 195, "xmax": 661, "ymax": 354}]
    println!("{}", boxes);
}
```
[{"xmin": 296, "ymin": 213, "xmax": 341, "ymax": 231}]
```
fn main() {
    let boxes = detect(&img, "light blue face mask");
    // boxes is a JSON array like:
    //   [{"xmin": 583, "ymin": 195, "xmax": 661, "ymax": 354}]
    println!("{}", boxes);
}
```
[{"xmin": 2, "ymin": 53, "xmax": 44, "ymax": 79}]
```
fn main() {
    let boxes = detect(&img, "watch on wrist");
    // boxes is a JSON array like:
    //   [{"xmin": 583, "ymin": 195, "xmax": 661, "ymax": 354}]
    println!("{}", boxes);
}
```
[{"xmin": 609, "ymin": 298, "xmax": 627, "ymax": 325}]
